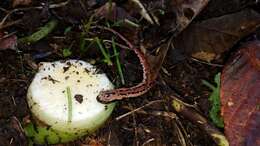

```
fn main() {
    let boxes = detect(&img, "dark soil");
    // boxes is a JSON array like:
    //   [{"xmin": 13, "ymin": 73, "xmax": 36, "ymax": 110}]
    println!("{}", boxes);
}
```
[{"xmin": 0, "ymin": 0, "xmax": 259, "ymax": 146}]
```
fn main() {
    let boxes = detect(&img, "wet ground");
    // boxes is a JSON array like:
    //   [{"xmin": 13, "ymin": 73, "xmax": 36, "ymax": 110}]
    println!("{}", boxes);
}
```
[{"xmin": 0, "ymin": 0, "xmax": 259, "ymax": 146}]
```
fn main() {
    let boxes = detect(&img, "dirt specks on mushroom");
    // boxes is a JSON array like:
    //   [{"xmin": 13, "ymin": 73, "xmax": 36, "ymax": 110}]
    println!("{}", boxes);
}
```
[
  {"xmin": 74, "ymin": 94, "xmax": 83, "ymax": 104},
  {"xmin": 63, "ymin": 66, "xmax": 70, "ymax": 73},
  {"xmin": 65, "ymin": 76, "xmax": 70, "ymax": 80},
  {"xmin": 47, "ymin": 75, "xmax": 60, "ymax": 84}
]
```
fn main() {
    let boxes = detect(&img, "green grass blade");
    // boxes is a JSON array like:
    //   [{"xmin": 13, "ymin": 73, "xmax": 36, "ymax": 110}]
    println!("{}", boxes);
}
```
[
  {"xmin": 95, "ymin": 37, "xmax": 113, "ymax": 65},
  {"xmin": 83, "ymin": 15, "xmax": 94, "ymax": 34},
  {"xmin": 112, "ymin": 37, "xmax": 125, "ymax": 85},
  {"xmin": 202, "ymin": 80, "xmax": 216, "ymax": 91}
]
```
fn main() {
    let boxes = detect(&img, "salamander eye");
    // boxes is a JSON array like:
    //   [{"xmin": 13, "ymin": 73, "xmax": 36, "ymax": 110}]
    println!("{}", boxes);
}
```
[
  {"xmin": 103, "ymin": 93, "xmax": 110, "ymax": 98},
  {"xmin": 97, "ymin": 92, "xmax": 111, "ymax": 103}
]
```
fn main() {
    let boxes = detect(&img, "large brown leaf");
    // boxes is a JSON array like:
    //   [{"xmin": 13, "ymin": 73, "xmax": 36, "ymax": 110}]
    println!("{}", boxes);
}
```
[
  {"xmin": 220, "ymin": 41, "xmax": 260, "ymax": 146},
  {"xmin": 173, "ymin": 9, "xmax": 260, "ymax": 62}
]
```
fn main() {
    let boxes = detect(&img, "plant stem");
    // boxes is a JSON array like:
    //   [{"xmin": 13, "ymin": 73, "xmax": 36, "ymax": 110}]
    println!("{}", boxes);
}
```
[
  {"xmin": 95, "ymin": 37, "xmax": 113, "ymax": 65},
  {"xmin": 112, "ymin": 37, "xmax": 125, "ymax": 85},
  {"xmin": 66, "ymin": 86, "xmax": 72, "ymax": 123}
]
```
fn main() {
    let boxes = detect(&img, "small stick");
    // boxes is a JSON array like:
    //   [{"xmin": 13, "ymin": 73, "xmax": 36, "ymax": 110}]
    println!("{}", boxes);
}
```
[
  {"xmin": 115, "ymin": 100, "xmax": 163, "ymax": 120},
  {"xmin": 171, "ymin": 96, "xmax": 229, "ymax": 146}
]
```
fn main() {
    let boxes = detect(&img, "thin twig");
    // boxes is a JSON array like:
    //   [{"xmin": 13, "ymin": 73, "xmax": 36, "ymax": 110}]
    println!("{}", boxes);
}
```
[
  {"xmin": 174, "ymin": 118, "xmax": 191, "ymax": 146},
  {"xmin": 130, "ymin": 0, "xmax": 155, "ymax": 25},
  {"xmin": 0, "ymin": 31, "xmax": 17, "ymax": 39},
  {"xmin": 130, "ymin": 103, "xmax": 139, "ymax": 146},
  {"xmin": 9, "ymin": 138, "xmax": 14, "ymax": 145},
  {"xmin": 121, "ymin": 105, "xmax": 177, "ymax": 119},
  {"xmin": 115, "ymin": 100, "xmax": 163, "ymax": 120},
  {"xmin": 91, "ymin": 26, "xmax": 134, "ymax": 49},
  {"xmin": 107, "ymin": 126, "xmax": 112, "ymax": 146},
  {"xmin": 191, "ymin": 57, "xmax": 223, "ymax": 67},
  {"xmin": 85, "ymin": 38, "xmax": 129, "ymax": 50},
  {"xmin": 11, "ymin": 96, "xmax": 16, "ymax": 106},
  {"xmin": 171, "ymin": 96, "xmax": 229, "ymax": 146},
  {"xmin": 0, "ymin": 19, "xmax": 22, "ymax": 30},
  {"xmin": 149, "ymin": 111, "xmax": 176, "ymax": 119},
  {"xmin": 0, "ymin": 7, "xmax": 8, "ymax": 13},
  {"xmin": 141, "ymin": 138, "xmax": 155, "ymax": 146}
]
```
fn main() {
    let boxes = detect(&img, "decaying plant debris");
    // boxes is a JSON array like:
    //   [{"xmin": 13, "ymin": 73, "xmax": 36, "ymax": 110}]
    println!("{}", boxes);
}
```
[{"xmin": 0, "ymin": 0, "xmax": 260, "ymax": 146}]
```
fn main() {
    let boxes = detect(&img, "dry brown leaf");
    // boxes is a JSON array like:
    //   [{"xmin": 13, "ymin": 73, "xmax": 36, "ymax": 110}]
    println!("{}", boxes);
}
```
[
  {"xmin": 220, "ymin": 41, "xmax": 260, "ymax": 146},
  {"xmin": 12, "ymin": 0, "xmax": 32, "ymax": 7},
  {"xmin": 95, "ymin": 2, "xmax": 134, "ymax": 24},
  {"xmin": 0, "ymin": 32, "xmax": 17, "ymax": 50},
  {"xmin": 192, "ymin": 51, "xmax": 216, "ymax": 62},
  {"xmin": 173, "ymin": 9, "xmax": 260, "ymax": 62},
  {"xmin": 142, "ymin": 0, "xmax": 210, "ymax": 79}
]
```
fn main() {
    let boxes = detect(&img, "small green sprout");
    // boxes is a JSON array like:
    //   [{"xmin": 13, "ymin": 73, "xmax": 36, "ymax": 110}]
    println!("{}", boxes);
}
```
[
  {"xmin": 95, "ymin": 37, "xmax": 113, "ymax": 65},
  {"xmin": 64, "ymin": 26, "xmax": 72, "ymax": 35},
  {"xmin": 62, "ymin": 48, "xmax": 72, "ymax": 57},
  {"xmin": 202, "ymin": 73, "xmax": 224, "ymax": 128},
  {"xmin": 112, "ymin": 37, "xmax": 125, "ymax": 85}
]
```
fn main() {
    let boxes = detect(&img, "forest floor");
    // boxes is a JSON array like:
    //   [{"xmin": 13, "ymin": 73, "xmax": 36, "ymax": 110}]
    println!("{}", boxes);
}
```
[{"xmin": 0, "ymin": 0, "xmax": 259, "ymax": 146}]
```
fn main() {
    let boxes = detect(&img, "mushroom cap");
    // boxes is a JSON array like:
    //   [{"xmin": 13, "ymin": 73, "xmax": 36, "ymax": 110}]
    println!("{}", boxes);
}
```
[{"xmin": 27, "ymin": 60, "xmax": 115, "ymax": 143}]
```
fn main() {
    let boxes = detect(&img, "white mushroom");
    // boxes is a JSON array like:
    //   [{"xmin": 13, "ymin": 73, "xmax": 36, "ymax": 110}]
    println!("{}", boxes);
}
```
[{"xmin": 25, "ymin": 60, "xmax": 116, "ymax": 144}]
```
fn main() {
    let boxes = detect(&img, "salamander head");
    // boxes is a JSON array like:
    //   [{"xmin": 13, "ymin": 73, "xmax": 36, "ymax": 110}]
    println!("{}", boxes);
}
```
[{"xmin": 97, "ymin": 90, "xmax": 117, "ymax": 103}]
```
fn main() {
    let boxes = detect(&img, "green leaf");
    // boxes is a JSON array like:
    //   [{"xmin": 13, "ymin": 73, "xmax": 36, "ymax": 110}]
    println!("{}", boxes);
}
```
[
  {"xmin": 64, "ymin": 26, "xmax": 72, "ymax": 35},
  {"xmin": 19, "ymin": 19, "xmax": 58, "ymax": 44},
  {"xmin": 62, "ymin": 48, "xmax": 72, "ymax": 57},
  {"xmin": 202, "ymin": 73, "xmax": 224, "ymax": 128}
]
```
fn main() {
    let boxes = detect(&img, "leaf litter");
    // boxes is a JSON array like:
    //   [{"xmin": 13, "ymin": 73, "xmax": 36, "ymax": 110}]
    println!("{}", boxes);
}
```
[{"xmin": 0, "ymin": 0, "xmax": 260, "ymax": 145}]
